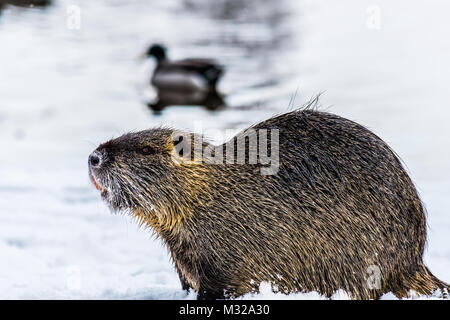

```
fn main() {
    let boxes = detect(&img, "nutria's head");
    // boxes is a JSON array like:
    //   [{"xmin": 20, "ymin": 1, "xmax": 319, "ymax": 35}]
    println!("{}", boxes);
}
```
[{"xmin": 88, "ymin": 128, "xmax": 203, "ymax": 217}]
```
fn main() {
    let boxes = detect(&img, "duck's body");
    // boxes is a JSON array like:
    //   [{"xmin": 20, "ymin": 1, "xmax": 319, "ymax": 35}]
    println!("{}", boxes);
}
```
[{"xmin": 146, "ymin": 45, "xmax": 224, "ymax": 92}]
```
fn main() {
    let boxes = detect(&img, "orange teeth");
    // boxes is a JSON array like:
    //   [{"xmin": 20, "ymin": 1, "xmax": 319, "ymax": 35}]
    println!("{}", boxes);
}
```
[{"xmin": 90, "ymin": 174, "xmax": 105, "ymax": 192}]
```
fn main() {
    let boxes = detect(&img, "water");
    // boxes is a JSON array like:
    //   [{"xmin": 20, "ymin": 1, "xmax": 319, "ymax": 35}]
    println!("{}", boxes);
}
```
[{"xmin": 0, "ymin": 0, "xmax": 449, "ymax": 298}]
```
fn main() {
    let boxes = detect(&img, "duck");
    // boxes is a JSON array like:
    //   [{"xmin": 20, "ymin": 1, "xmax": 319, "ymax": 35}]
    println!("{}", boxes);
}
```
[{"xmin": 145, "ymin": 44, "xmax": 224, "ymax": 92}]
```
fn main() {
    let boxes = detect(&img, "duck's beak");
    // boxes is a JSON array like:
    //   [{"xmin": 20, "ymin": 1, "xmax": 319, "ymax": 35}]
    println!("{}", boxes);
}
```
[{"xmin": 137, "ymin": 52, "xmax": 148, "ymax": 61}]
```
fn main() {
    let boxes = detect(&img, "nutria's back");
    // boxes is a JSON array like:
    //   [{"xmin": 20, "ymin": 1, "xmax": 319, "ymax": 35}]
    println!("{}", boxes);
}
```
[{"xmin": 89, "ymin": 108, "xmax": 448, "ymax": 299}]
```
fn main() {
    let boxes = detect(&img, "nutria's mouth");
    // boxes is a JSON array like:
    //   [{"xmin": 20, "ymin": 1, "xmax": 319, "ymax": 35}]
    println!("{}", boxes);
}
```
[{"xmin": 89, "ymin": 173, "xmax": 109, "ymax": 198}]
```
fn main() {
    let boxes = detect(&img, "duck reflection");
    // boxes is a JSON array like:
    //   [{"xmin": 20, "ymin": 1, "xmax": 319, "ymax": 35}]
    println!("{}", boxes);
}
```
[{"xmin": 147, "ymin": 88, "xmax": 225, "ymax": 114}]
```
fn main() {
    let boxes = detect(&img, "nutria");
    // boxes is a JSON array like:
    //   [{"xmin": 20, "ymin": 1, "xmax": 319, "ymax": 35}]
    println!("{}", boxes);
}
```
[{"xmin": 88, "ymin": 102, "xmax": 448, "ymax": 300}]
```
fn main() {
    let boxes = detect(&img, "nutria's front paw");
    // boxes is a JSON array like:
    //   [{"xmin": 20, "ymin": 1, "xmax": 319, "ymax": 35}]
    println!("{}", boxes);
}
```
[{"xmin": 181, "ymin": 280, "xmax": 191, "ymax": 292}]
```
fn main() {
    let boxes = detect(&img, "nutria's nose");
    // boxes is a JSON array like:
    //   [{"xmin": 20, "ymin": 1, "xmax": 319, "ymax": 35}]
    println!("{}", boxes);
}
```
[{"xmin": 89, "ymin": 152, "xmax": 102, "ymax": 168}]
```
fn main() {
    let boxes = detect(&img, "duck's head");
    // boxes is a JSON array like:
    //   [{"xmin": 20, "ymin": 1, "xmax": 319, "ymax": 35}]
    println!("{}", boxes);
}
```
[{"xmin": 146, "ymin": 44, "xmax": 167, "ymax": 61}]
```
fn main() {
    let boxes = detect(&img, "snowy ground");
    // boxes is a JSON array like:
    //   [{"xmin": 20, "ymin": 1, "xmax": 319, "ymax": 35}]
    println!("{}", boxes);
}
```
[{"xmin": 0, "ymin": 0, "xmax": 449, "ymax": 299}]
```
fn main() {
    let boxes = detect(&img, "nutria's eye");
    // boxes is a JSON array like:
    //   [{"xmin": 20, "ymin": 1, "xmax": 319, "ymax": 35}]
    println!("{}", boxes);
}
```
[{"xmin": 140, "ymin": 146, "xmax": 155, "ymax": 155}]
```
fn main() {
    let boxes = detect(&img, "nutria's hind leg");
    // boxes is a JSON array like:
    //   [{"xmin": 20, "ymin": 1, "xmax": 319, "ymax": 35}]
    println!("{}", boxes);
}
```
[{"xmin": 196, "ymin": 262, "xmax": 230, "ymax": 300}]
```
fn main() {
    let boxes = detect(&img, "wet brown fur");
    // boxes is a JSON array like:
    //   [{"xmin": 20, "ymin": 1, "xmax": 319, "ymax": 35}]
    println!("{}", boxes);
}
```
[{"xmin": 89, "ymin": 103, "xmax": 448, "ymax": 300}]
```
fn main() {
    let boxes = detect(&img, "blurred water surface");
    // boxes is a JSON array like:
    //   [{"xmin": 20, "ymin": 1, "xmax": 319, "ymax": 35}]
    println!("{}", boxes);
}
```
[{"xmin": 0, "ymin": 0, "xmax": 449, "ymax": 298}]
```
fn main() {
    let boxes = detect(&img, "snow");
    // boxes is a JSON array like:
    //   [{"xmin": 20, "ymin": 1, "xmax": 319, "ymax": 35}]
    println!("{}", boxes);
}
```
[{"xmin": 0, "ymin": 0, "xmax": 449, "ymax": 299}]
